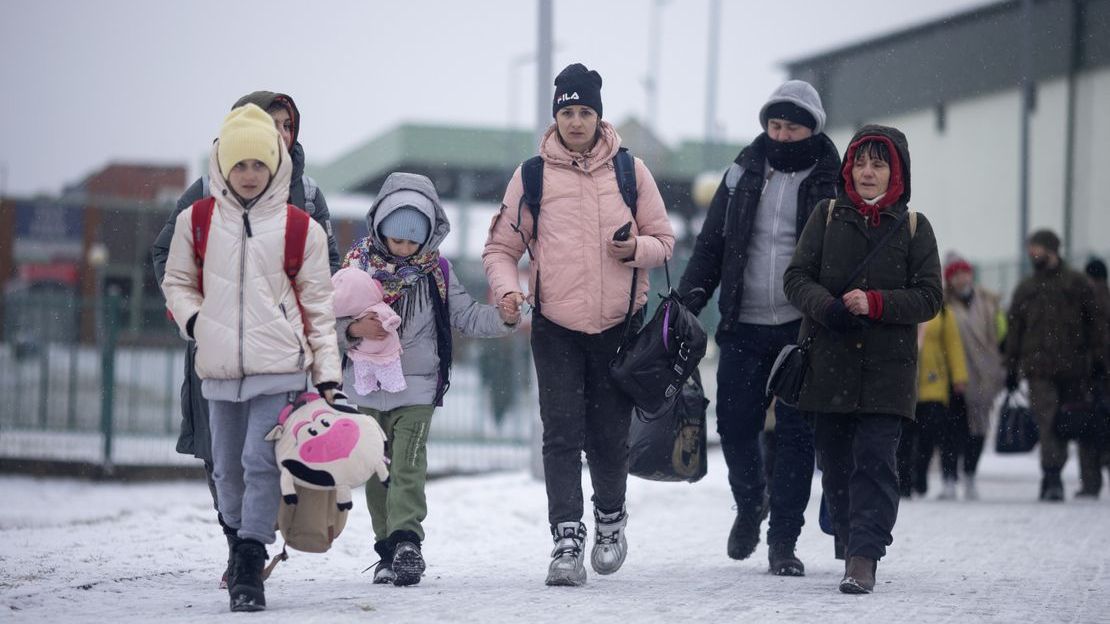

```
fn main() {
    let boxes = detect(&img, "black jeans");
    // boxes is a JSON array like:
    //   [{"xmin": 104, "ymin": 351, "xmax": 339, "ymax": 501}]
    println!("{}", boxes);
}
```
[
  {"xmin": 717, "ymin": 321, "xmax": 814, "ymax": 546},
  {"xmin": 915, "ymin": 401, "xmax": 963, "ymax": 483},
  {"xmin": 815, "ymin": 413, "xmax": 902, "ymax": 561},
  {"xmin": 531, "ymin": 314, "xmax": 634, "ymax": 527},
  {"xmin": 964, "ymin": 434, "xmax": 985, "ymax": 476}
]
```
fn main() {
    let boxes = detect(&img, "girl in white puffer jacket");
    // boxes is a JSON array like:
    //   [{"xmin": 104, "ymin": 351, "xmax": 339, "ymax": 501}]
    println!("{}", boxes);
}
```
[{"xmin": 161, "ymin": 104, "xmax": 341, "ymax": 612}]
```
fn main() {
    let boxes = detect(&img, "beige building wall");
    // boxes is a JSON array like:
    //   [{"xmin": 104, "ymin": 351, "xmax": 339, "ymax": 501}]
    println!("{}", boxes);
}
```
[{"xmin": 824, "ymin": 66, "xmax": 1110, "ymax": 269}]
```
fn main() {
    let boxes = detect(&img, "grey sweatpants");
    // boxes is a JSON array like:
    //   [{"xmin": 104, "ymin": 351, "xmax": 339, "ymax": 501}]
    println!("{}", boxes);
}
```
[{"xmin": 209, "ymin": 394, "xmax": 288, "ymax": 545}]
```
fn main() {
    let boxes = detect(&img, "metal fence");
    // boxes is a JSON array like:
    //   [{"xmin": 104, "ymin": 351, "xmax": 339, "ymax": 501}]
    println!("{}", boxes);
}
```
[{"xmin": 0, "ymin": 290, "xmax": 539, "ymax": 476}]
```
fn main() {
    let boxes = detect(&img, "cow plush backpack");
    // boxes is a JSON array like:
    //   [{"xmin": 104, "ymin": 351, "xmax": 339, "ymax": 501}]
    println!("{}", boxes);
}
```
[{"xmin": 265, "ymin": 391, "xmax": 389, "ymax": 554}]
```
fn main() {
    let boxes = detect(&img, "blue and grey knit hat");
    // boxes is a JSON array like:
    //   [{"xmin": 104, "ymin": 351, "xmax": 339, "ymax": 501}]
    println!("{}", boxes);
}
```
[{"xmin": 378, "ymin": 205, "xmax": 431, "ymax": 244}]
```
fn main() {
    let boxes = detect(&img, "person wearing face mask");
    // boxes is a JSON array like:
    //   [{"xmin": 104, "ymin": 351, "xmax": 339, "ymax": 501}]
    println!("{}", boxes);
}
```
[
  {"xmin": 942, "ymin": 254, "xmax": 1006, "ymax": 499},
  {"xmin": 784, "ymin": 125, "xmax": 942, "ymax": 594},
  {"xmin": 1005, "ymin": 231, "xmax": 1109, "ymax": 501},
  {"xmin": 678, "ymin": 80, "xmax": 840, "ymax": 577}
]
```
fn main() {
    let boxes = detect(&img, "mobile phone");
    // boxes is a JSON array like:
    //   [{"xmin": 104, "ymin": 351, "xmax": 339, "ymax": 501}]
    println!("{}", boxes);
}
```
[{"xmin": 613, "ymin": 221, "xmax": 633, "ymax": 242}]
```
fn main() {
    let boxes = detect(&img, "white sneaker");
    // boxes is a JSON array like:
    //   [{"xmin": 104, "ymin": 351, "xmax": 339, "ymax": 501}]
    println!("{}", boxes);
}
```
[
  {"xmin": 938, "ymin": 479, "xmax": 957, "ymax": 500},
  {"xmin": 964, "ymin": 476, "xmax": 979, "ymax": 500},
  {"xmin": 546, "ymin": 522, "xmax": 587, "ymax": 586},
  {"xmin": 591, "ymin": 507, "xmax": 628, "ymax": 575}
]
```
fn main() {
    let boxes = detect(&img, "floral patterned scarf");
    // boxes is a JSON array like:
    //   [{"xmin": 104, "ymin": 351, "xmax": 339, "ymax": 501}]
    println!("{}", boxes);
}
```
[
  {"xmin": 343, "ymin": 237, "xmax": 446, "ymax": 303},
  {"xmin": 342, "ymin": 236, "xmax": 448, "ymax": 334}
]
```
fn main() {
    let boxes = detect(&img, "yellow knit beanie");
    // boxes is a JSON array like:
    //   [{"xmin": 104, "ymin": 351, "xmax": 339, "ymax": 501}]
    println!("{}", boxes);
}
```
[{"xmin": 217, "ymin": 103, "xmax": 280, "ymax": 177}]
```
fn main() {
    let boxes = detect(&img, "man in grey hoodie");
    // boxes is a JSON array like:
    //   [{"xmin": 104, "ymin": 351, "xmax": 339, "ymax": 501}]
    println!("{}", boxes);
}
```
[
  {"xmin": 679, "ymin": 80, "xmax": 840, "ymax": 576},
  {"xmin": 338, "ymin": 172, "xmax": 518, "ymax": 586}
]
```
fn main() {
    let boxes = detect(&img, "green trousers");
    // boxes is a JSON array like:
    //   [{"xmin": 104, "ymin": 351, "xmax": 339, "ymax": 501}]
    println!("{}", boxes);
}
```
[{"xmin": 360, "ymin": 404, "xmax": 434, "ymax": 543}]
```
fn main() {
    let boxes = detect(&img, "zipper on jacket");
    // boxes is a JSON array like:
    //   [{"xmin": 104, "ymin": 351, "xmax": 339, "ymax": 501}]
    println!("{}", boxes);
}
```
[
  {"xmin": 768, "ymin": 171, "xmax": 790, "ymax": 325},
  {"xmin": 242, "ymin": 212, "xmax": 253, "ymax": 238},
  {"xmin": 237, "ymin": 212, "xmax": 248, "ymax": 399},
  {"xmin": 279, "ymin": 302, "xmax": 306, "ymax": 370}
]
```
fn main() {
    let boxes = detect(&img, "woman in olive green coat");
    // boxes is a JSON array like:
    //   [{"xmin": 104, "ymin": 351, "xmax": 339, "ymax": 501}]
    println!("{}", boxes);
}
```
[{"xmin": 783, "ymin": 124, "xmax": 942, "ymax": 594}]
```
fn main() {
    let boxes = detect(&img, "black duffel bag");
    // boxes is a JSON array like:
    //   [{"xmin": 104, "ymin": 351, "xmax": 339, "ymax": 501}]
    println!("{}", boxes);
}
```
[
  {"xmin": 609, "ymin": 264, "xmax": 707, "ymax": 414},
  {"xmin": 629, "ymin": 369, "xmax": 709, "ymax": 483},
  {"xmin": 995, "ymin": 388, "xmax": 1039, "ymax": 454}
]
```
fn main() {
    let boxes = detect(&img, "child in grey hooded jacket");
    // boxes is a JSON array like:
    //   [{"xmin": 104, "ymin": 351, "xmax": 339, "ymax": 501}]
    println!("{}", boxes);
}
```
[{"xmin": 337, "ymin": 172, "xmax": 518, "ymax": 586}]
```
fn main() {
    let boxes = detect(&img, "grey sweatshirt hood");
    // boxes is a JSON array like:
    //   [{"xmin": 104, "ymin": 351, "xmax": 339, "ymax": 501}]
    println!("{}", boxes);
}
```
[
  {"xmin": 759, "ymin": 80, "xmax": 827, "ymax": 135},
  {"xmin": 366, "ymin": 172, "xmax": 451, "ymax": 254}
]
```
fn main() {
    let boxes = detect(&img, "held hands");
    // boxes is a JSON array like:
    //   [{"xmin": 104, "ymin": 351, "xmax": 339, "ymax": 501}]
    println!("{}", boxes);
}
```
[
  {"xmin": 842, "ymin": 289, "xmax": 870, "ymax": 316},
  {"xmin": 606, "ymin": 237, "xmax": 637, "ymax": 261},
  {"xmin": 499, "ymin": 292, "xmax": 525, "ymax": 325},
  {"xmin": 349, "ymin": 312, "xmax": 389, "ymax": 340}
]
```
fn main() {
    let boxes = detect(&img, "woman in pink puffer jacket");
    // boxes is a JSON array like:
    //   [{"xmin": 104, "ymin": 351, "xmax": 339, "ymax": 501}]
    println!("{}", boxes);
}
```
[{"xmin": 483, "ymin": 63, "xmax": 675, "ymax": 587}]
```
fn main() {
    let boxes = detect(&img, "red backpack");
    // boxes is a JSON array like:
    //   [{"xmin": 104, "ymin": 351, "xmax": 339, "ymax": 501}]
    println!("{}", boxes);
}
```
[
  {"xmin": 190, "ymin": 196, "xmax": 310, "ymax": 292},
  {"xmin": 184, "ymin": 197, "xmax": 311, "ymax": 330}
]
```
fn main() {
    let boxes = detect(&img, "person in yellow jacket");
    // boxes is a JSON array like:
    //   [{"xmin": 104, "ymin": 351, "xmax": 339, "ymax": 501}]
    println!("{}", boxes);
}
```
[{"xmin": 896, "ymin": 305, "xmax": 969, "ymax": 499}]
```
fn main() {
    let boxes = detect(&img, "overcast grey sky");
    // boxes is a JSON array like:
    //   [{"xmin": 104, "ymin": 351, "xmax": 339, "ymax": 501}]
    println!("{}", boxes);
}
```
[{"xmin": 0, "ymin": 0, "xmax": 992, "ymax": 196}]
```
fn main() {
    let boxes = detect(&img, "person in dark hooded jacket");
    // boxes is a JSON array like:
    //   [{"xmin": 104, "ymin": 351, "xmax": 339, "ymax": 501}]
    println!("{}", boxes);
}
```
[
  {"xmin": 784, "ymin": 125, "xmax": 942, "ymax": 594},
  {"xmin": 678, "ymin": 80, "xmax": 840, "ymax": 577},
  {"xmin": 148, "ymin": 90, "xmax": 340, "ymax": 587}
]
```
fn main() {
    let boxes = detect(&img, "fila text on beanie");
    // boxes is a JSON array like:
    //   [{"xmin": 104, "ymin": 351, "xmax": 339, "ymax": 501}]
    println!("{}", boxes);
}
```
[{"xmin": 552, "ymin": 63, "xmax": 603, "ymax": 118}]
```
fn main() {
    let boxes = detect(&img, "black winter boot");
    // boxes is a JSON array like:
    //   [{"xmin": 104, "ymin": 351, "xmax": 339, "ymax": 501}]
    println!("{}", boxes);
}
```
[
  {"xmin": 229, "ymin": 539, "xmax": 268, "ymax": 612},
  {"xmin": 220, "ymin": 520, "xmax": 241, "ymax": 590},
  {"xmin": 727, "ymin": 494, "xmax": 768, "ymax": 560},
  {"xmin": 372, "ymin": 539, "xmax": 397, "ymax": 585},
  {"xmin": 388, "ymin": 531, "xmax": 425, "ymax": 587},
  {"xmin": 839, "ymin": 556, "xmax": 877, "ymax": 594},
  {"xmin": 768, "ymin": 542, "xmax": 805, "ymax": 577},
  {"xmin": 1040, "ymin": 470, "xmax": 1065, "ymax": 502}
]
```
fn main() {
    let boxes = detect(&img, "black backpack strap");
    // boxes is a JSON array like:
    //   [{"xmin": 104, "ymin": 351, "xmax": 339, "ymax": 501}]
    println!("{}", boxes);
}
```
[
  {"xmin": 519, "ymin": 156, "xmax": 545, "ymax": 246},
  {"xmin": 612, "ymin": 147, "xmax": 645, "ymax": 346},
  {"xmin": 512, "ymin": 156, "xmax": 545, "ymax": 313},
  {"xmin": 612, "ymin": 147, "xmax": 638, "ymax": 216},
  {"xmin": 838, "ymin": 208, "xmax": 911, "ymax": 296}
]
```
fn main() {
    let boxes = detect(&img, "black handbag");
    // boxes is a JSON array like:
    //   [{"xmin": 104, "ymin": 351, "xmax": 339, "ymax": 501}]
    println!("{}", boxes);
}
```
[
  {"xmin": 767, "ymin": 203, "xmax": 911, "ymax": 406},
  {"xmin": 995, "ymin": 389, "xmax": 1040, "ymax": 453},
  {"xmin": 609, "ymin": 262, "xmax": 708, "ymax": 414},
  {"xmin": 629, "ymin": 369, "xmax": 709, "ymax": 483},
  {"xmin": 765, "ymin": 335, "xmax": 814, "ymax": 407}
]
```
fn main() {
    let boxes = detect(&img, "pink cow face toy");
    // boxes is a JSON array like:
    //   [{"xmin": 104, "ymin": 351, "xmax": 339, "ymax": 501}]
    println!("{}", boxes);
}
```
[{"xmin": 266, "ymin": 392, "xmax": 389, "ymax": 510}]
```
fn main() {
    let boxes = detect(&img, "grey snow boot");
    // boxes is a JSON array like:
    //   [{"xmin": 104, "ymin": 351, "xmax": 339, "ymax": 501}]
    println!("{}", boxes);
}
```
[
  {"xmin": 591, "ymin": 507, "xmax": 628, "ymax": 575},
  {"xmin": 546, "ymin": 521, "xmax": 587, "ymax": 586}
]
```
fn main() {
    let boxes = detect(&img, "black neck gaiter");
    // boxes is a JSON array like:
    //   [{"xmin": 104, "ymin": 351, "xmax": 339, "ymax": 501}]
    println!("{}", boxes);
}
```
[{"xmin": 766, "ymin": 135, "xmax": 820, "ymax": 172}]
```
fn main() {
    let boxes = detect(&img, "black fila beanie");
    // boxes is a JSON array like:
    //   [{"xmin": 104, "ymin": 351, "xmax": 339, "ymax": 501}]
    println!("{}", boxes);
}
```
[{"xmin": 552, "ymin": 63, "xmax": 603, "ymax": 118}]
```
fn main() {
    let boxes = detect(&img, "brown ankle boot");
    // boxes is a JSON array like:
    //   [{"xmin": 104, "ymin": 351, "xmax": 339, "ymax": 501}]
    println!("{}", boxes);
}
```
[{"xmin": 839, "ymin": 556, "xmax": 876, "ymax": 594}]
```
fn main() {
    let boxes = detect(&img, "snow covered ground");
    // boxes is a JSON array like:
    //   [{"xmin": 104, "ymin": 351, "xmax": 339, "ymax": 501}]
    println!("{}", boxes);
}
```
[{"xmin": 2, "ymin": 449, "xmax": 1108, "ymax": 623}]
